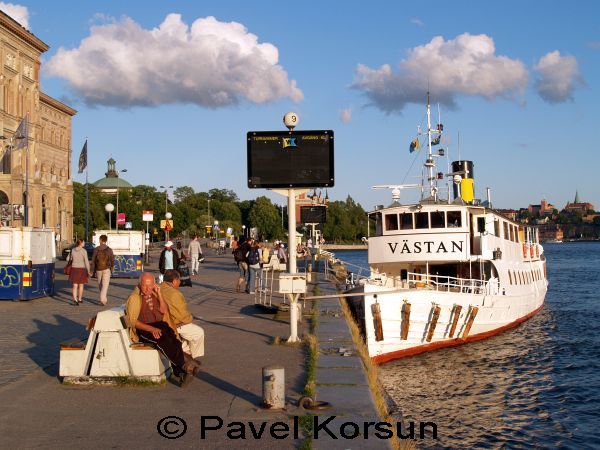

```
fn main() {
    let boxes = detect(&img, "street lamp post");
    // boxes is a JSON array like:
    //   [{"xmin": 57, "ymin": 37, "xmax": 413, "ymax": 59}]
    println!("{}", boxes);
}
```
[
  {"xmin": 242, "ymin": 225, "xmax": 246, "ymax": 239},
  {"xmin": 105, "ymin": 203, "xmax": 115, "ymax": 230},
  {"xmin": 115, "ymin": 169, "xmax": 127, "ymax": 230},
  {"xmin": 159, "ymin": 185, "xmax": 173, "ymax": 214},
  {"xmin": 207, "ymin": 196, "xmax": 211, "ymax": 235}
]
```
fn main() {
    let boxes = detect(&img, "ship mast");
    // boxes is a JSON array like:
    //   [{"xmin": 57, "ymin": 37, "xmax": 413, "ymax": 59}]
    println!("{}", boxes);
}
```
[
  {"xmin": 425, "ymin": 92, "xmax": 436, "ymax": 200},
  {"xmin": 427, "ymin": 93, "xmax": 433, "ymax": 195}
]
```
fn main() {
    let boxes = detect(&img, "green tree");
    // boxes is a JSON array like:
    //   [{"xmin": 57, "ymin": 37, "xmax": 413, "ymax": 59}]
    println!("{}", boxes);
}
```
[
  {"xmin": 173, "ymin": 186, "xmax": 195, "ymax": 202},
  {"xmin": 249, "ymin": 196, "xmax": 283, "ymax": 240}
]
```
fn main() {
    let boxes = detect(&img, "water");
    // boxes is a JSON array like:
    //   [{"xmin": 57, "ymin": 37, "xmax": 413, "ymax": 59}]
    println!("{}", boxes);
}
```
[{"xmin": 335, "ymin": 244, "xmax": 600, "ymax": 448}]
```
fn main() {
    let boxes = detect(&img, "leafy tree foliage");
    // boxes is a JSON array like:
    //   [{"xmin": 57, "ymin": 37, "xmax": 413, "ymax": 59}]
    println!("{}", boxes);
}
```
[
  {"xmin": 74, "ymin": 184, "xmax": 368, "ymax": 243},
  {"xmin": 249, "ymin": 196, "xmax": 283, "ymax": 240}
]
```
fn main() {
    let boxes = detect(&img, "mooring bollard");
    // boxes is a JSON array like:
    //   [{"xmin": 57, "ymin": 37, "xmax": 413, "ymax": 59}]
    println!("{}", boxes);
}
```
[{"xmin": 262, "ymin": 366, "xmax": 285, "ymax": 409}]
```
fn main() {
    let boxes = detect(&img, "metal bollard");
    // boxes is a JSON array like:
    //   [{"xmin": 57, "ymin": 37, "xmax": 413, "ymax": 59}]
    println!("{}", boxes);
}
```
[{"xmin": 262, "ymin": 366, "xmax": 285, "ymax": 409}]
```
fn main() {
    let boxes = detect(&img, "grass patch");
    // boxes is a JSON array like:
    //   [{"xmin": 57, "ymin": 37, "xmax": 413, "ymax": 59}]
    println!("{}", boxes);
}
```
[
  {"xmin": 339, "ymin": 295, "xmax": 416, "ymax": 450},
  {"xmin": 62, "ymin": 376, "xmax": 166, "ymax": 387},
  {"xmin": 298, "ymin": 284, "xmax": 321, "ymax": 450}
]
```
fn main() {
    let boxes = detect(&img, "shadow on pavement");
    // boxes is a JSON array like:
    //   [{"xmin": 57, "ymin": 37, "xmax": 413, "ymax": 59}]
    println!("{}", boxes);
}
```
[
  {"xmin": 24, "ymin": 315, "xmax": 88, "ymax": 377},
  {"xmin": 197, "ymin": 370, "xmax": 263, "ymax": 407}
]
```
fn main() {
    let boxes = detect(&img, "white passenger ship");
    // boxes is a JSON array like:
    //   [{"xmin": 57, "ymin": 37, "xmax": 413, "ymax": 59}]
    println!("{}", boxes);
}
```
[{"xmin": 347, "ymin": 97, "xmax": 548, "ymax": 363}]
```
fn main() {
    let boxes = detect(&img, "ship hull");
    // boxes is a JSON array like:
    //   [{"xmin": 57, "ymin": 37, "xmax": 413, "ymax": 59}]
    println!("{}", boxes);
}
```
[{"xmin": 347, "ymin": 283, "xmax": 546, "ymax": 364}]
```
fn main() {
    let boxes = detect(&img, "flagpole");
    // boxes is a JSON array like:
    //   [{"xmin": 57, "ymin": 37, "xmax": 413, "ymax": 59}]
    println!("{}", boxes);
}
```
[
  {"xmin": 85, "ymin": 167, "xmax": 89, "ymax": 242},
  {"xmin": 24, "ymin": 113, "xmax": 29, "ymax": 227},
  {"xmin": 80, "ymin": 138, "xmax": 89, "ymax": 242}
]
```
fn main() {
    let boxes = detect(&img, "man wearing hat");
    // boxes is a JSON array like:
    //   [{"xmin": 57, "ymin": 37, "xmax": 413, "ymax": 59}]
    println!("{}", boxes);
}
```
[{"xmin": 159, "ymin": 240, "xmax": 180, "ymax": 283}]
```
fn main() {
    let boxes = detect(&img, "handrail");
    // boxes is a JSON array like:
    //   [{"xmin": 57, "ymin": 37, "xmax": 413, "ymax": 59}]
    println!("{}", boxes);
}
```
[{"xmin": 407, "ymin": 271, "xmax": 499, "ymax": 295}]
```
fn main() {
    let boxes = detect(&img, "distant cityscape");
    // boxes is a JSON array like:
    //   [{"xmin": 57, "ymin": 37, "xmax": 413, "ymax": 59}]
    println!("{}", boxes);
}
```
[{"xmin": 498, "ymin": 191, "xmax": 598, "ymax": 241}]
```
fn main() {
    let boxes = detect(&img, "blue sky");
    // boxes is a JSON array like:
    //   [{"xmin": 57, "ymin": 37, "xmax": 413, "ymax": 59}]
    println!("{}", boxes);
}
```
[{"xmin": 3, "ymin": 0, "xmax": 599, "ymax": 211}]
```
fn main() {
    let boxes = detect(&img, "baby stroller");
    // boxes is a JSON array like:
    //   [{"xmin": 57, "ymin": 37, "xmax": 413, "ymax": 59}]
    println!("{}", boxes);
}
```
[{"xmin": 177, "ymin": 260, "xmax": 193, "ymax": 287}]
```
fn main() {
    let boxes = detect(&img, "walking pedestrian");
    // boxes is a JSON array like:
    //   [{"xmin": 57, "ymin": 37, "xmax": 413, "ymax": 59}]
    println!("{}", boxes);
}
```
[
  {"xmin": 159, "ymin": 241, "xmax": 180, "ymax": 283},
  {"xmin": 90, "ymin": 234, "xmax": 115, "ymax": 306},
  {"xmin": 233, "ymin": 237, "xmax": 250, "ymax": 292},
  {"xmin": 175, "ymin": 241, "xmax": 186, "ymax": 261},
  {"xmin": 68, "ymin": 239, "xmax": 90, "ymax": 306},
  {"xmin": 187, "ymin": 235, "xmax": 203, "ymax": 275},
  {"xmin": 246, "ymin": 239, "xmax": 261, "ymax": 294}
]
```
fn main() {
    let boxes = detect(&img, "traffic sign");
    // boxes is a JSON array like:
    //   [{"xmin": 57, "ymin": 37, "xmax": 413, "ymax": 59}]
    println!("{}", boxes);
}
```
[
  {"xmin": 117, "ymin": 213, "xmax": 126, "ymax": 225},
  {"xmin": 142, "ymin": 210, "xmax": 154, "ymax": 221},
  {"xmin": 160, "ymin": 219, "xmax": 174, "ymax": 231}
]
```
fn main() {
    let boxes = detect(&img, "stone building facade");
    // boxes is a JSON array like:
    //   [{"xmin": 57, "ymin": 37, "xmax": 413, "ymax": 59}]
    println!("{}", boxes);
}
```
[{"xmin": 0, "ymin": 11, "xmax": 76, "ymax": 249}]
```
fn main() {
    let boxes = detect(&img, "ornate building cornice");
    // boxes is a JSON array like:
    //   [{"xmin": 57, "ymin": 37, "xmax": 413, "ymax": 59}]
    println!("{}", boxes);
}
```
[
  {"xmin": 40, "ymin": 92, "xmax": 77, "ymax": 116},
  {"xmin": 0, "ymin": 10, "xmax": 49, "ymax": 53}
]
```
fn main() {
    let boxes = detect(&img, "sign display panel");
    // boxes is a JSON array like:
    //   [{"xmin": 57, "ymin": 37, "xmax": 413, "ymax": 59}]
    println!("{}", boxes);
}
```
[
  {"xmin": 300, "ymin": 206, "xmax": 327, "ymax": 224},
  {"xmin": 247, "ymin": 130, "xmax": 334, "ymax": 188}
]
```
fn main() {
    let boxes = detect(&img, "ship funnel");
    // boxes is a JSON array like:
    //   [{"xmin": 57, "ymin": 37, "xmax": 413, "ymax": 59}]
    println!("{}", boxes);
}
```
[{"xmin": 451, "ymin": 160, "xmax": 475, "ymax": 203}]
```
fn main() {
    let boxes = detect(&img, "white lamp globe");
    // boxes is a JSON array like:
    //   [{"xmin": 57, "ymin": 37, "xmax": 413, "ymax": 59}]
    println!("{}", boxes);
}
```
[
  {"xmin": 105, "ymin": 203, "xmax": 115, "ymax": 212},
  {"xmin": 165, "ymin": 212, "xmax": 173, "ymax": 219}
]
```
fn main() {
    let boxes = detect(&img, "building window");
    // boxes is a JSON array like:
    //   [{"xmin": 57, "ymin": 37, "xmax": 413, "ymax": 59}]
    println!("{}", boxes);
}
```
[{"xmin": 42, "ymin": 194, "xmax": 47, "ymax": 227}]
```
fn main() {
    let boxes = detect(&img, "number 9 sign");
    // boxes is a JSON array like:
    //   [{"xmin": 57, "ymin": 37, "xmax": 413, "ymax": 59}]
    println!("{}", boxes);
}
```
[{"xmin": 283, "ymin": 112, "xmax": 299, "ymax": 130}]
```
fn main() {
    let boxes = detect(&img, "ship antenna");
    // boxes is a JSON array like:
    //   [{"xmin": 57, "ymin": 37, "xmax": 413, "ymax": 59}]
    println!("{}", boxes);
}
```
[{"xmin": 425, "ymin": 92, "xmax": 435, "ymax": 199}]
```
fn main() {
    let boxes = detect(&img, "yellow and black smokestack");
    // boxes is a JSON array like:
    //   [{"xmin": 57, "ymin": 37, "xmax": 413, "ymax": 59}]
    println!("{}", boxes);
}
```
[{"xmin": 452, "ymin": 160, "xmax": 475, "ymax": 203}]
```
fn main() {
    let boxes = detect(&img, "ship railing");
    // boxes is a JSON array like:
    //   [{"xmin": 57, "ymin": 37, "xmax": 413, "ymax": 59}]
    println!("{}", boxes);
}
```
[{"xmin": 407, "ymin": 271, "xmax": 497, "ymax": 295}]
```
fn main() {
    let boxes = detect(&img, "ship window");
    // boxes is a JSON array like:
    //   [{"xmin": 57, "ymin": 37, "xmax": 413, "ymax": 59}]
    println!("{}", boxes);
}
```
[
  {"xmin": 447, "ymin": 211, "xmax": 461, "ymax": 227},
  {"xmin": 430, "ymin": 211, "xmax": 445, "ymax": 228},
  {"xmin": 494, "ymin": 219, "xmax": 500, "ymax": 237},
  {"xmin": 415, "ymin": 212, "xmax": 429, "ymax": 229},
  {"xmin": 513, "ymin": 225, "xmax": 518, "ymax": 242},
  {"xmin": 400, "ymin": 213, "xmax": 413, "ymax": 230},
  {"xmin": 503, "ymin": 222, "xmax": 509, "ymax": 240},
  {"xmin": 369, "ymin": 212, "xmax": 382, "ymax": 237},
  {"xmin": 477, "ymin": 217, "xmax": 486, "ymax": 233},
  {"xmin": 385, "ymin": 213, "xmax": 399, "ymax": 231}
]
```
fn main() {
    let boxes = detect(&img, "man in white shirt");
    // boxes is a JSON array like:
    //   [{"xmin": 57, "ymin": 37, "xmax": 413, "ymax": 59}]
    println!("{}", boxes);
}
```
[{"xmin": 187, "ymin": 235, "xmax": 203, "ymax": 275}]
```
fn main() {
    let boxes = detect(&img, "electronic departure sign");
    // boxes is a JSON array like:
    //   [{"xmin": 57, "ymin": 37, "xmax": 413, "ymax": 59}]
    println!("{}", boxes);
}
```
[
  {"xmin": 300, "ymin": 205, "xmax": 327, "ymax": 224},
  {"xmin": 247, "ymin": 130, "xmax": 334, "ymax": 189}
]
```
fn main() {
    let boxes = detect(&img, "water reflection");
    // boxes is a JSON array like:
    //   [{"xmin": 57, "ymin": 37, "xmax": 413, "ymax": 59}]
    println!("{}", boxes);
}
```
[{"xmin": 372, "ymin": 243, "xmax": 600, "ymax": 448}]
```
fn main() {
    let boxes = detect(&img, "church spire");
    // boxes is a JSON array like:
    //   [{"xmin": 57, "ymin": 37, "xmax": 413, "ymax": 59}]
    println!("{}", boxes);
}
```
[{"xmin": 574, "ymin": 190, "xmax": 580, "ymax": 204}]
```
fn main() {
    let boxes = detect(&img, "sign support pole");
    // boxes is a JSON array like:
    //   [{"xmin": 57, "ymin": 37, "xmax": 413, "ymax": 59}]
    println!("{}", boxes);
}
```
[{"xmin": 287, "ymin": 188, "xmax": 300, "ymax": 343}]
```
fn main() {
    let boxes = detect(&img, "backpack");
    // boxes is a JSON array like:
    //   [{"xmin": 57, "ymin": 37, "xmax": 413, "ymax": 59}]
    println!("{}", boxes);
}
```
[
  {"xmin": 233, "ymin": 246, "xmax": 245, "ymax": 263},
  {"xmin": 95, "ymin": 247, "xmax": 110, "ymax": 271},
  {"xmin": 247, "ymin": 248, "xmax": 260, "ymax": 265}
]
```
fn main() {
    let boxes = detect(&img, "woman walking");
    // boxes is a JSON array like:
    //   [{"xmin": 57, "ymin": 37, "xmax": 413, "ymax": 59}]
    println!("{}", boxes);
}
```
[{"xmin": 68, "ymin": 239, "xmax": 90, "ymax": 305}]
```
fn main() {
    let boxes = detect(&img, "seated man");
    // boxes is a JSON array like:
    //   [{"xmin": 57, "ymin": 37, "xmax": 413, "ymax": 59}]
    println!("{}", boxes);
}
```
[
  {"xmin": 126, "ymin": 272, "xmax": 199, "ymax": 387},
  {"xmin": 160, "ymin": 269, "xmax": 205, "ymax": 362}
]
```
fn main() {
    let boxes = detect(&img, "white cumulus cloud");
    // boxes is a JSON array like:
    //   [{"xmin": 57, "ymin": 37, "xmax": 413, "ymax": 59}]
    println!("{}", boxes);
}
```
[
  {"xmin": 339, "ymin": 108, "xmax": 352, "ymax": 123},
  {"xmin": 0, "ymin": 2, "xmax": 29, "ymax": 29},
  {"xmin": 45, "ymin": 14, "xmax": 303, "ymax": 108},
  {"xmin": 352, "ymin": 33, "xmax": 528, "ymax": 113},
  {"xmin": 533, "ymin": 51, "xmax": 583, "ymax": 103}
]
